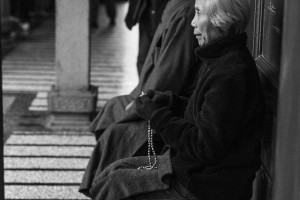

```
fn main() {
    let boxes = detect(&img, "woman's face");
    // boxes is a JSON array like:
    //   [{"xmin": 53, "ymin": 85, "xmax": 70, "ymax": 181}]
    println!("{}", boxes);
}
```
[{"xmin": 191, "ymin": 0, "xmax": 223, "ymax": 46}]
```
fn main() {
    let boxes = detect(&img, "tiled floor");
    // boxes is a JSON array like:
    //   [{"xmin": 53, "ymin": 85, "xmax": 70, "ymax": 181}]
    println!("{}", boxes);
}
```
[
  {"xmin": 4, "ymin": 130, "xmax": 94, "ymax": 200},
  {"xmin": 3, "ymin": 2, "xmax": 139, "ymax": 199},
  {"xmin": 2, "ymin": 96, "xmax": 15, "ymax": 114}
]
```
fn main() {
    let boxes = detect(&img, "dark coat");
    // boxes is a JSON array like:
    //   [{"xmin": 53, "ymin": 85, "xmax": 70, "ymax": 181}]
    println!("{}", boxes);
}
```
[{"xmin": 149, "ymin": 33, "xmax": 266, "ymax": 200}]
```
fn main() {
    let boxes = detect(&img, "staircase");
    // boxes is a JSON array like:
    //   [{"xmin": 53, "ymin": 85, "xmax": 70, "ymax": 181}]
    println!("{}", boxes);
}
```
[{"xmin": 4, "ymin": 130, "xmax": 95, "ymax": 200}]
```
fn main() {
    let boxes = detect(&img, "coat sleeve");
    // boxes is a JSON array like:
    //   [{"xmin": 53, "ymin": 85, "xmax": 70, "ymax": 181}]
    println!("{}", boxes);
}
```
[
  {"xmin": 167, "ymin": 92, "xmax": 189, "ymax": 117},
  {"xmin": 150, "ymin": 69, "xmax": 247, "ymax": 165}
]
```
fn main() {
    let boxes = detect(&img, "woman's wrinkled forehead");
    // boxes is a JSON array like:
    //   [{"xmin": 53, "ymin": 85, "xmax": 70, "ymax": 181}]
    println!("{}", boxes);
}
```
[{"xmin": 195, "ymin": 0, "xmax": 205, "ymax": 11}]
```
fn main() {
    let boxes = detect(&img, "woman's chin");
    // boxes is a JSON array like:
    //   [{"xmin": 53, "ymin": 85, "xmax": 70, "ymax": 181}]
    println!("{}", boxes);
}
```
[{"xmin": 198, "ymin": 40, "xmax": 205, "ymax": 47}]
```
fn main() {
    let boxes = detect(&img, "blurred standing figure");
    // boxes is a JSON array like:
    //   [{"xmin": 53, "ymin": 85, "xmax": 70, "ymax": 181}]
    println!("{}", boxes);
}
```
[
  {"xmin": 102, "ymin": 0, "xmax": 116, "ymax": 26},
  {"xmin": 125, "ymin": 0, "xmax": 169, "ymax": 75},
  {"xmin": 10, "ymin": 0, "xmax": 35, "ymax": 35},
  {"xmin": 90, "ymin": 0, "xmax": 116, "ymax": 28},
  {"xmin": 10, "ymin": 0, "xmax": 30, "ymax": 23}
]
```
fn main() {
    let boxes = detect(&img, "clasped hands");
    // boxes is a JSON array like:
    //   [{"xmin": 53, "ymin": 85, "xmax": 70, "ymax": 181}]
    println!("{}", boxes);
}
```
[{"xmin": 134, "ymin": 89, "xmax": 172, "ymax": 121}]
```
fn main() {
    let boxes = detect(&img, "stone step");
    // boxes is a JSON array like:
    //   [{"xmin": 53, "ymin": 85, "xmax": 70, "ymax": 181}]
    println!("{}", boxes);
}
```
[
  {"xmin": 5, "ymin": 185, "xmax": 89, "ymax": 199},
  {"xmin": 2, "ymin": 84, "xmax": 51, "ymax": 92},
  {"xmin": 2, "ymin": 79, "xmax": 135, "ymax": 87},
  {"xmin": 4, "ymin": 146, "xmax": 94, "ymax": 157},
  {"xmin": 2, "ymin": 71, "xmax": 126, "ymax": 80},
  {"xmin": 30, "ymin": 92, "xmax": 110, "ymax": 107},
  {"xmin": 5, "ymin": 135, "xmax": 95, "ymax": 146},
  {"xmin": 4, "ymin": 157, "xmax": 89, "ymax": 170},
  {"xmin": 5, "ymin": 170, "xmax": 84, "ymax": 184},
  {"xmin": 2, "ymin": 61, "xmax": 54, "ymax": 67},
  {"xmin": 30, "ymin": 95, "xmax": 110, "ymax": 105},
  {"xmin": 11, "ymin": 130, "xmax": 92, "ymax": 135},
  {"xmin": 2, "ymin": 80, "xmax": 136, "ymax": 94},
  {"xmin": 1, "ymin": 70, "xmax": 126, "ymax": 77},
  {"xmin": 29, "ymin": 99, "xmax": 107, "ymax": 111},
  {"xmin": 2, "ymin": 70, "xmax": 53, "ymax": 76},
  {"xmin": 2, "ymin": 61, "xmax": 136, "ymax": 71}
]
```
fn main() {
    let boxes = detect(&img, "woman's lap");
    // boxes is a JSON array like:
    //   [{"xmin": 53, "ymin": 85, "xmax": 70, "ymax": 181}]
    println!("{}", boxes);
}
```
[
  {"xmin": 131, "ymin": 180, "xmax": 198, "ymax": 200},
  {"xmin": 89, "ymin": 152, "xmax": 198, "ymax": 200}
]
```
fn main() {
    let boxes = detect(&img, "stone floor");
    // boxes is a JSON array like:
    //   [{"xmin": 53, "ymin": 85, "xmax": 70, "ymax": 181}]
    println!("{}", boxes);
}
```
[
  {"xmin": 4, "ymin": 130, "xmax": 94, "ymax": 200},
  {"xmin": 2, "ymin": 2, "xmax": 139, "ymax": 199}
]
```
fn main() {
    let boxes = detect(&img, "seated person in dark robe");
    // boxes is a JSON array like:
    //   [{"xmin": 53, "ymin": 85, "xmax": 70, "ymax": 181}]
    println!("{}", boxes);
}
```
[
  {"xmin": 125, "ymin": 0, "xmax": 169, "ymax": 75},
  {"xmin": 79, "ymin": 0, "xmax": 199, "ymax": 195},
  {"xmin": 80, "ymin": 0, "xmax": 266, "ymax": 199},
  {"xmin": 89, "ymin": 0, "xmax": 198, "ymax": 140}
]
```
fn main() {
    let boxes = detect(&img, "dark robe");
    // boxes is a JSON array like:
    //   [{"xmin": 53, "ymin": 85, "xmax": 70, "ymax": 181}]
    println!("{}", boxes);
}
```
[
  {"xmin": 125, "ymin": 0, "xmax": 169, "ymax": 74},
  {"xmin": 79, "ymin": 0, "xmax": 198, "ymax": 195}
]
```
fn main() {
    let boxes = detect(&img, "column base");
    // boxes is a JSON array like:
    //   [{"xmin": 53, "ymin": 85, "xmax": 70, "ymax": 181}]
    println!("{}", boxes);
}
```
[
  {"xmin": 47, "ymin": 85, "xmax": 98, "ymax": 130},
  {"xmin": 46, "ymin": 114, "xmax": 91, "ymax": 131}
]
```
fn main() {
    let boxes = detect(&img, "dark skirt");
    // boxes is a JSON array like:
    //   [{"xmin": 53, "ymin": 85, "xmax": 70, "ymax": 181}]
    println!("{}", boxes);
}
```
[
  {"xmin": 79, "ymin": 119, "xmax": 148, "ymax": 195},
  {"xmin": 88, "ymin": 150, "xmax": 173, "ymax": 200}
]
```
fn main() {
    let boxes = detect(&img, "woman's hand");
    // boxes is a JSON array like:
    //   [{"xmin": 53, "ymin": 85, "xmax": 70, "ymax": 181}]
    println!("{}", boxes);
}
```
[
  {"xmin": 135, "ymin": 95, "xmax": 159, "ymax": 121},
  {"xmin": 143, "ymin": 89, "xmax": 173, "ymax": 107}
]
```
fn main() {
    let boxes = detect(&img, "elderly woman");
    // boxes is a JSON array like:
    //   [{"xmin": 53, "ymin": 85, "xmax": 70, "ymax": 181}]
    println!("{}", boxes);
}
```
[{"xmin": 83, "ymin": 0, "xmax": 265, "ymax": 199}]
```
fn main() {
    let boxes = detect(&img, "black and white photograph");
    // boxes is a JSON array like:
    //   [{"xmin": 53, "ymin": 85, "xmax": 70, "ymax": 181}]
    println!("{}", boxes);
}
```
[{"xmin": 1, "ymin": 0, "xmax": 299, "ymax": 200}]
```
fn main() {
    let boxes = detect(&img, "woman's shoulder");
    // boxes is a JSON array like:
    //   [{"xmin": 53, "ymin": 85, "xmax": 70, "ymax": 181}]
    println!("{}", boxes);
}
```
[{"xmin": 216, "ymin": 47, "xmax": 256, "ymax": 73}]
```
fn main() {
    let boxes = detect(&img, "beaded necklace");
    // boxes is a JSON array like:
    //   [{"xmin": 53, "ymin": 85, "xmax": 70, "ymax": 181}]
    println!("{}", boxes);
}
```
[
  {"xmin": 137, "ymin": 91, "xmax": 158, "ymax": 170},
  {"xmin": 138, "ymin": 121, "xmax": 158, "ymax": 170}
]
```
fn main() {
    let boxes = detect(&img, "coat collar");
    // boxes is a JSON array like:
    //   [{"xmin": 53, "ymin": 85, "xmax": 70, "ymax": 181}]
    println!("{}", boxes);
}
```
[{"xmin": 194, "ymin": 33, "xmax": 248, "ymax": 66}]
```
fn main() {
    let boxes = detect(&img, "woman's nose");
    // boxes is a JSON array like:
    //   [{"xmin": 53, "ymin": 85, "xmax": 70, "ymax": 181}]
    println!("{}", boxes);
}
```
[{"xmin": 191, "ymin": 16, "xmax": 196, "ymax": 27}]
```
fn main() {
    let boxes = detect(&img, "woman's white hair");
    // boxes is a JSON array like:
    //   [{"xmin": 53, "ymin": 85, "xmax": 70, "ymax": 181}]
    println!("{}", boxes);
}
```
[{"xmin": 199, "ymin": 0, "xmax": 251, "ymax": 34}]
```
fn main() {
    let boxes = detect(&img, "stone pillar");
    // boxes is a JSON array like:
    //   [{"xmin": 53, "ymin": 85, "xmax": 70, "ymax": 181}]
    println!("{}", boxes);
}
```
[
  {"xmin": 0, "ymin": 71, "xmax": 4, "ymax": 200},
  {"xmin": 47, "ymin": 0, "xmax": 97, "ymax": 129},
  {"xmin": 0, "ymin": 1, "xmax": 8, "ymax": 191}
]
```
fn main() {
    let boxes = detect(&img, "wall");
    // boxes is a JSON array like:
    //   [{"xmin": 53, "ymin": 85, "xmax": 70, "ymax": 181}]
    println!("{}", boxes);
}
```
[{"xmin": 247, "ymin": 0, "xmax": 284, "ymax": 200}]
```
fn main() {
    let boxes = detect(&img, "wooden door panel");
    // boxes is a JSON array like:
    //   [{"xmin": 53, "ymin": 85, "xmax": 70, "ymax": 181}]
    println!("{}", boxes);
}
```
[{"xmin": 249, "ymin": 0, "xmax": 284, "ymax": 200}]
